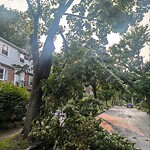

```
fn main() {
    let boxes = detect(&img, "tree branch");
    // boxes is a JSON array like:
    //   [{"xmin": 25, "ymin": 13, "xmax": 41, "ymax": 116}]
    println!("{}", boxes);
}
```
[
  {"xmin": 42, "ymin": 0, "xmax": 74, "ymax": 56},
  {"xmin": 36, "ymin": 0, "xmax": 42, "ymax": 18},
  {"xmin": 64, "ymin": 0, "xmax": 74, "ymax": 9},
  {"xmin": 64, "ymin": 13, "xmax": 97, "ymax": 21},
  {"xmin": 59, "ymin": 31, "xmax": 69, "ymax": 51},
  {"xmin": 26, "ymin": 0, "xmax": 35, "ymax": 18},
  {"xmin": 26, "ymin": 0, "xmax": 40, "ymax": 66},
  {"xmin": 39, "ymin": 0, "xmax": 75, "ymax": 75}
]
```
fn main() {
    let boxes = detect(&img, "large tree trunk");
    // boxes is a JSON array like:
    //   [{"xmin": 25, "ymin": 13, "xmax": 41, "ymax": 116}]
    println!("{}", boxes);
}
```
[
  {"xmin": 106, "ymin": 99, "xmax": 108, "ymax": 107},
  {"xmin": 91, "ymin": 82, "xmax": 97, "ymax": 99},
  {"xmin": 23, "ymin": 60, "xmax": 51, "ymax": 138},
  {"xmin": 23, "ymin": 0, "xmax": 74, "ymax": 139},
  {"xmin": 22, "ymin": 75, "xmax": 42, "ymax": 138}
]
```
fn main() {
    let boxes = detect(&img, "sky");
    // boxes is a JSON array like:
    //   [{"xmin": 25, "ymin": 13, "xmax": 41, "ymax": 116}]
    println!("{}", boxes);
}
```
[{"xmin": 0, "ymin": 0, "xmax": 149, "ymax": 62}]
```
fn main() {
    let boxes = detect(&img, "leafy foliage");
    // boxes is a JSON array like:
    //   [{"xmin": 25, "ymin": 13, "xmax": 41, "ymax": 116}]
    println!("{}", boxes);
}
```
[
  {"xmin": 109, "ymin": 25, "xmax": 150, "ymax": 73},
  {"xmin": 30, "ymin": 49, "xmax": 137, "ymax": 149},
  {"xmin": 66, "ymin": 0, "xmax": 149, "ymax": 47},
  {"xmin": 108, "ymin": 24, "xmax": 150, "ymax": 108},
  {"xmin": 21, "ymin": 0, "xmax": 150, "ymax": 138},
  {"xmin": 134, "ymin": 62, "xmax": 150, "ymax": 111},
  {"xmin": 0, "ymin": 5, "xmax": 29, "ymax": 48},
  {"xmin": 0, "ymin": 82, "xmax": 29, "ymax": 123},
  {"xmin": 31, "ymin": 95, "xmax": 137, "ymax": 150}
]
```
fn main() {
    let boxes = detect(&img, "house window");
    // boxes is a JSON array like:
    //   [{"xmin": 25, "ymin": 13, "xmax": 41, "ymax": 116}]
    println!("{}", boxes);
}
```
[
  {"xmin": 14, "ymin": 71, "xmax": 25, "ymax": 86},
  {"xmin": 2, "ymin": 44, "xmax": 9, "ymax": 56},
  {"xmin": 20, "ymin": 54, "xmax": 24, "ymax": 63},
  {"xmin": 0, "ymin": 68, "xmax": 5, "ymax": 80},
  {"xmin": 0, "ymin": 67, "xmax": 8, "ymax": 81},
  {"xmin": 29, "ymin": 76, "xmax": 33, "ymax": 86}
]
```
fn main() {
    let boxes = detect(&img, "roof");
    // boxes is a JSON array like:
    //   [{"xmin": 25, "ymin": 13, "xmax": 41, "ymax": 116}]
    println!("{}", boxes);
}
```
[
  {"xmin": 0, "ymin": 62, "xmax": 14, "ymax": 68},
  {"xmin": 0, "ymin": 37, "xmax": 27, "ymax": 54}
]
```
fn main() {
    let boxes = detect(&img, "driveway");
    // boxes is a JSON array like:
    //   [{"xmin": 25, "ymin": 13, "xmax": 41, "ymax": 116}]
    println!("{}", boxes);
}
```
[{"xmin": 96, "ymin": 106, "xmax": 150, "ymax": 150}]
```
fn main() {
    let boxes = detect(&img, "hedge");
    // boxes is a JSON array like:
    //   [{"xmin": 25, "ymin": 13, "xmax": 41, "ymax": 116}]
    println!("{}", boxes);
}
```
[{"xmin": 0, "ymin": 82, "xmax": 29, "ymax": 123}]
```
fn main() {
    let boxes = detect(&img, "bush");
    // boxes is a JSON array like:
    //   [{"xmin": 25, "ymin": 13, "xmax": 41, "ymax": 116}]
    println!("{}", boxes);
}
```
[
  {"xmin": 136, "ymin": 100, "xmax": 149, "ymax": 113},
  {"xmin": 0, "ymin": 82, "xmax": 29, "ymax": 123},
  {"xmin": 31, "ymin": 96, "xmax": 137, "ymax": 150},
  {"xmin": 116, "ymin": 100, "xmax": 127, "ymax": 106},
  {"xmin": 30, "ymin": 68, "xmax": 137, "ymax": 149}
]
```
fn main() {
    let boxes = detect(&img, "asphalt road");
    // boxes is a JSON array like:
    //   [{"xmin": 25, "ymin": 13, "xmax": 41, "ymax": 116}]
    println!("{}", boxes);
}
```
[{"xmin": 97, "ymin": 106, "xmax": 150, "ymax": 150}]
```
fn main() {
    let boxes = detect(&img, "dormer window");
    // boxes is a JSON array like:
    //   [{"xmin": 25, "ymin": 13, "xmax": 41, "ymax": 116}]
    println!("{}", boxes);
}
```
[
  {"xmin": 20, "ymin": 54, "xmax": 24, "ymax": 63},
  {"xmin": 2, "ymin": 44, "xmax": 9, "ymax": 56}
]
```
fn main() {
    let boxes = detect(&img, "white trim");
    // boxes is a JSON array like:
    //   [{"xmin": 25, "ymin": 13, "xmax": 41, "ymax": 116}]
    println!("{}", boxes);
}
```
[
  {"xmin": 1, "ymin": 44, "xmax": 9, "ymax": 57},
  {"xmin": 0, "ymin": 37, "xmax": 26, "ymax": 54},
  {"xmin": 20, "ymin": 53, "xmax": 25, "ymax": 63},
  {"xmin": 0, "ymin": 67, "xmax": 5, "ymax": 80},
  {"xmin": 29, "ymin": 76, "xmax": 33, "ymax": 86}
]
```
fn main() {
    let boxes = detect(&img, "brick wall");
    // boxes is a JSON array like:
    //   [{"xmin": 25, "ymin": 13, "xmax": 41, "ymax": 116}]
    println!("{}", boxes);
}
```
[
  {"xmin": 24, "ymin": 72, "xmax": 32, "ymax": 91},
  {"xmin": 7, "ymin": 67, "xmax": 14, "ymax": 83},
  {"xmin": 24, "ymin": 72, "xmax": 29, "ymax": 86},
  {"xmin": 0, "ymin": 63, "xmax": 14, "ymax": 83}
]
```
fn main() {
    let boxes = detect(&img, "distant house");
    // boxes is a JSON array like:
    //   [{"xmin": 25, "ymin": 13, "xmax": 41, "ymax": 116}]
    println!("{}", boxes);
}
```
[{"xmin": 0, "ymin": 37, "xmax": 33, "ymax": 90}]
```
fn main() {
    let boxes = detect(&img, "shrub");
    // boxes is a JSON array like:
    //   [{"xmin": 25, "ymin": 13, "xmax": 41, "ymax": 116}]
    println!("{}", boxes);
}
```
[
  {"xmin": 136, "ymin": 100, "xmax": 149, "ymax": 113},
  {"xmin": 31, "ymin": 96, "xmax": 137, "ymax": 150},
  {"xmin": 30, "ymin": 69, "xmax": 137, "ymax": 149},
  {"xmin": 0, "ymin": 82, "xmax": 29, "ymax": 123},
  {"xmin": 116, "ymin": 100, "xmax": 127, "ymax": 106}
]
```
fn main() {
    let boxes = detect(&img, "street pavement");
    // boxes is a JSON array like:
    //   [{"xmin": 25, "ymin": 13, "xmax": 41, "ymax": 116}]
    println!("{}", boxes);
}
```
[{"xmin": 97, "ymin": 106, "xmax": 150, "ymax": 150}]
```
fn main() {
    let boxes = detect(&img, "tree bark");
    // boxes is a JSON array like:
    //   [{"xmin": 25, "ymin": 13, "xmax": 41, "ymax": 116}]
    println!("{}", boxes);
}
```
[
  {"xmin": 146, "ymin": 94, "xmax": 150, "ymax": 113},
  {"xmin": 23, "ymin": 60, "xmax": 51, "ymax": 138},
  {"xmin": 106, "ymin": 99, "xmax": 108, "ymax": 107},
  {"xmin": 23, "ymin": 0, "xmax": 75, "ymax": 139},
  {"xmin": 91, "ymin": 82, "xmax": 97, "ymax": 99}
]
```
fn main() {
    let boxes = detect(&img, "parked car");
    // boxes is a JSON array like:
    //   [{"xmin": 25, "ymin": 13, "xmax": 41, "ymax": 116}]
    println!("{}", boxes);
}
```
[{"xmin": 127, "ymin": 103, "xmax": 133, "ymax": 108}]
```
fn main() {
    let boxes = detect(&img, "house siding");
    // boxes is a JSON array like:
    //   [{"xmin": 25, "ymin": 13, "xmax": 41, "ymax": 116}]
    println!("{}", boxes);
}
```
[
  {"xmin": 0, "ymin": 63, "xmax": 14, "ymax": 83},
  {"xmin": 0, "ymin": 37, "xmax": 33, "ymax": 89}
]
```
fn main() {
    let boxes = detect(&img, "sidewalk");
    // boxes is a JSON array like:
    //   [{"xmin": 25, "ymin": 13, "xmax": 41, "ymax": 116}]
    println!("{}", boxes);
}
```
[{"xmin": 0, "ymin": 127, "xmax": 22, "ymax": 140}]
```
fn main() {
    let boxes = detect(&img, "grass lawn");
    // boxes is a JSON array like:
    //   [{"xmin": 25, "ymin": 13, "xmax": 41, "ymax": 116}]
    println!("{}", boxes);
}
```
[{"xmin": 0, "ymin": 134, "xmax": 30, "ymax": 150}]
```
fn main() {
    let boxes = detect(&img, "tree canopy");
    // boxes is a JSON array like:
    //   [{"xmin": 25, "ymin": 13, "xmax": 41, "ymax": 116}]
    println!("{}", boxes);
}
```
[
  {"xmin": 11, "ymin": 0, "xmax": 149, "ymax": 139},
  {"xmin": 0, "ymin": 5, "xmax": 29, "ymax": 48}
]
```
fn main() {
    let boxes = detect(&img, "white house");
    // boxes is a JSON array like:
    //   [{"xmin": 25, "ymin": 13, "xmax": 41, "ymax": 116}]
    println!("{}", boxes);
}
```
[{"xmin": 0, "ymin": 37, "xmax": 33, "ymax": 90}]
